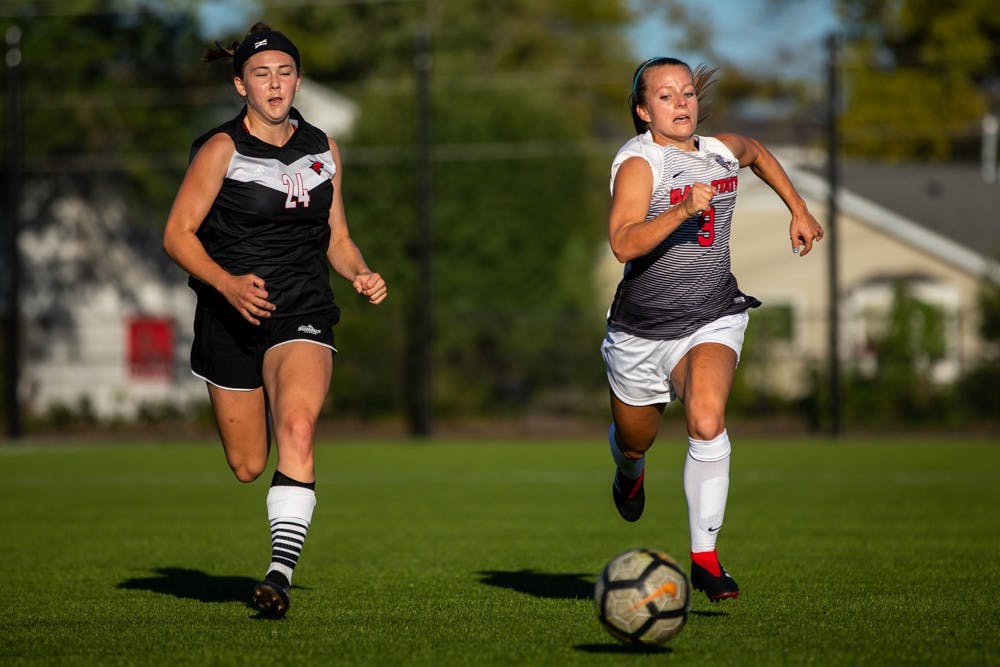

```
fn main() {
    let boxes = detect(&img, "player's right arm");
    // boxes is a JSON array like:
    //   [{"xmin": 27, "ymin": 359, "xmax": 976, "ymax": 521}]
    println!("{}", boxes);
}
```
[
  {"xmin": 162, "ymin": 133, "xmax": 275, "ymax": 325},
  {"xmin": 608, "ymin": 156, "xmax": 713, "ymax": 263}
]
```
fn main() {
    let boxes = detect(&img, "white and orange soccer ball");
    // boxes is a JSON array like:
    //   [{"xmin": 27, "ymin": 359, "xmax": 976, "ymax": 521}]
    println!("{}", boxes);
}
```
[{"xmin": 593, "ymin": 548, "xmax": 692, "ymax": 645}]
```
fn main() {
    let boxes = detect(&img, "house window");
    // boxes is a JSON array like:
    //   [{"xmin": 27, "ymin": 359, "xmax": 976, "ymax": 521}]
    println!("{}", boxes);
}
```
[
  {"xmin": 128, "ymin": 317, "xmax": 174, "ymax": 380},
  {"xmin": 846, "ymin": 278, "xmax": 960, "ymax": 383}
]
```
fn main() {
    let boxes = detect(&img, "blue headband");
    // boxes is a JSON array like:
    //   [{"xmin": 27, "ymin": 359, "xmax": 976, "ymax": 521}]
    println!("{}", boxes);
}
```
[
  {"xmin": 631, "ymin": 57, "xmax": 691, "ymax": 101},
  {"xmin": 631, "ymin": 57, "xmax": 663, "ymax": 100}
]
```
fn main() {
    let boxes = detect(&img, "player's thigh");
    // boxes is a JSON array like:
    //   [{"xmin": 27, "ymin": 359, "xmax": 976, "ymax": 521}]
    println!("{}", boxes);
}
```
[
  {"xmin": 670, "ymin": 343, "xmax": 737, "ymax": 436},
  {"xmin": 610, "ymin": 390, "xmax": 665, "ymax": 454},
  {"xmin": 207, "ymin": 384, "xmax": 269, "ymax": 478},
  {"xmin": 262, "ymin": 341, "xmax": 334, "ymax": 428}
]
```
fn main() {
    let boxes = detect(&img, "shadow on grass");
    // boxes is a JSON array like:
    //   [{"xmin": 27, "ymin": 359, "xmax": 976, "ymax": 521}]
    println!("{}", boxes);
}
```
[
  {"xmin": 480, "ymin": 570, "xmax": 688, "ymax": 654},
  {"xmin": 477, "ymin": 569, "xmax": 593, "ymax": 600},
  {"xmin": 117, "ymin": 567, "xmax": 257, "ymax": 603},
  {"xmin": 574, "ymin": 643, "xmax": 672, "ymax": 655}
]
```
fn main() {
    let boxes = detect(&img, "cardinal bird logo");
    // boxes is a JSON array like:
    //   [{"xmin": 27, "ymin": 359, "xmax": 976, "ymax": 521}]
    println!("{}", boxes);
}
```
[{"xmin": 310, "ymin": 161, "xmax": 324, "ymax": 175}]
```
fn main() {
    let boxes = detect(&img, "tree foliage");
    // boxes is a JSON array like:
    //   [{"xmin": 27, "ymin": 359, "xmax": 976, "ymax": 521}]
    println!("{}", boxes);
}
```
[
  {"xmin": 3, "ymin": 1, "xmax": 220, "ymax": 215},
  {"xmin": 836, "ymin": 0, "xmax": 1000, "ymax": 159},
  {"xmin": 0, "ymin": 1, "xmax": 642, "ymax": 426},
  {"xmin": 956, "ymin": 279, "xmax": 1000, "ymax": 419},
  {"xmin": 976, "ymin": 279, "xmax": 1000, "ymax": 344},
  {"xmin": 217, "ymin": 1, "xmax": 638, "ymax": 421}
]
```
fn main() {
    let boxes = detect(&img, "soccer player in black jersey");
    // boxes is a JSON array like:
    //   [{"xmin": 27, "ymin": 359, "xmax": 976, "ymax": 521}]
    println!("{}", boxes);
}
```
[
  {"xmin": 601, "ymin": 58, "xmax": 823, "ymax": 601},
  {"xmin": 163, "ymin": 23, "xmax": 386, "ymax": 618}
]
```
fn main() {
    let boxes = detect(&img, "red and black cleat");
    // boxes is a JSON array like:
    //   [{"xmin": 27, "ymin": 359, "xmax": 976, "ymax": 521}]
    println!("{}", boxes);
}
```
[
  {"xmin": 612, "ymin": 468, "xmax": 645, "ymax": 522},
  {"xmin": 690, "ymin": 561, "xmax": 740, "ymax": 602}
]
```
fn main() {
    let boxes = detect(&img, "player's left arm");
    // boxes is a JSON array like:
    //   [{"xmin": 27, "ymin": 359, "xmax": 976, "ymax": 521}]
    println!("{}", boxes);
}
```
[
  {"xmin": 716, "ymin": 132, "xmax": 824, "ymax": 257},
  {"xmin": 324, "ymin": 137, "xmax": 387, "ymax": 305}
]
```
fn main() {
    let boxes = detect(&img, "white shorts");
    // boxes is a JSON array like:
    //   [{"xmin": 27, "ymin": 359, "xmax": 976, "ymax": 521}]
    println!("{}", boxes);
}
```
[{"xmin": 601, "ymin": 311, "xmax": 749, "ymax": 406}]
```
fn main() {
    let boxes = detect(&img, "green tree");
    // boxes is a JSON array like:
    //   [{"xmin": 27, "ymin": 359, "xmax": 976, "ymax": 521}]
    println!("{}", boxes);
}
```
[
  {"xmin": 845, "ymin": 279, "xmax": 949, "ymax": 426},
  {"xmin": 5, "ymin": 1, "xmax": 219, "ymax": 219},
  {"xmin": 5, "ymin": 1, "xmax": 641, "ymax": 429},
  {"xmin": 629, "ymin": 0, "xmax": 828, "ymax": 149},
  {"xmin": 976, "ymin": 278, "xmax": 1000, "ymax": 344},
  {"xmin": 1, "ymin": 3, "xmax": 227, "ymax": 388},
  {"xmin": 836, "ymin": 0, "xmax": 1000, "ymax": 159},
  {"xmin": 250, "ymin": 1, "xmax": 636, "ymax": 424},
  {"xmin": 956, "ymin": 279, "xmax": 1000, "ymax": 419}
]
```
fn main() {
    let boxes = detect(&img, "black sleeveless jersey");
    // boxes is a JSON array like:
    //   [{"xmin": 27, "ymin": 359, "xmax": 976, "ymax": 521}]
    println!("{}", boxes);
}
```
[{"xmin": 188, "ymin": 107, "xmax": 339, "ymax": 321}]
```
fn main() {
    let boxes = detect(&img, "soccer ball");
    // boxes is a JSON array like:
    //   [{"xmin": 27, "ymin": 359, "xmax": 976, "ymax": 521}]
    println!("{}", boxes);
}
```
[{"xmin": 593, "ymin": 548, "xmax": 691, "ymax": 645}]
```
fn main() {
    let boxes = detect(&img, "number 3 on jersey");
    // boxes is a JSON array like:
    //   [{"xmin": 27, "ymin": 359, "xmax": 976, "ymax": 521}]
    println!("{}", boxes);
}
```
[
  {"xmin": 670, "ymin": 185, "xmax": 715, "ymax": 247},
  {"xmin": 696, "ymin": 207, "xmax": 715, "ymax": 247},
  {"xmin": 282, "ymin": 172, "xmax": 311, "ymax": 208}
]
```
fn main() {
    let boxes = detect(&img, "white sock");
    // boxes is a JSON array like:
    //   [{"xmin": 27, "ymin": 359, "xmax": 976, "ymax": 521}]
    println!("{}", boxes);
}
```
[
  {"xmin": 683, "ymin": 430, "xmax": 731, "ymax": 553},
  {"xmin": 609, "ymin": 423, "xmax": 644, "ymax": 479},
  {"xmin": 265, "ymin": 485, "xmax": 316, "ymax": 585}
]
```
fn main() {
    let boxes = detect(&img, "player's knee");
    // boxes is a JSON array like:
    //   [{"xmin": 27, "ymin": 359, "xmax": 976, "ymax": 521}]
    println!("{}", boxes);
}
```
[
  {"xmin": 616, "ymin": 427, "xmax": 657, "ymax": 456},
  {"xmin": 230, "ymin": 461, "xmax": 266, "ymax": 483},
  {"xmin": 225, "ymin": 450, "xmax": 268, "ymax": 482},
  {"xmin": 277, "ymin": 414, "xmax": 316, "ymax": 456},
  {"xmin": 686, "ymin": 413, "xmax": 725, "ymax": 442}
]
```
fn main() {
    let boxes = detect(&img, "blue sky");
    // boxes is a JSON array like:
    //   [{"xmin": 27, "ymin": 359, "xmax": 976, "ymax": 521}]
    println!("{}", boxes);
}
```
[
  {"xmin": 628, "ymin": 0, "xmax": 840, "ymax": 80},
  {"xmin": 196, "ymin": 0, "xmax": 258, "ymax": 36},
  {"xmin": 199, "ymin": 0, "xmax": 840, "ymax": 82}
]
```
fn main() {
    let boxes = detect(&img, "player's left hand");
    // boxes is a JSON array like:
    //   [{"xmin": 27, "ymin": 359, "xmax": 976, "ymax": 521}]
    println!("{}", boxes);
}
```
[
  {"xmin": 789, "ymin": 210, "xmax": 824, "ymax": 257},
  {"xmin": 354, "ymin": 271, "xmax": 387, "ymax": 304}
]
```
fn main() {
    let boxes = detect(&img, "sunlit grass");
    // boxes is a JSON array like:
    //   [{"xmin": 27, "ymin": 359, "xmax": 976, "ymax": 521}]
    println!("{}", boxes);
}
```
[{"xmin": 1, "ymin": 436, "xmax": 998, "ymax": 664}]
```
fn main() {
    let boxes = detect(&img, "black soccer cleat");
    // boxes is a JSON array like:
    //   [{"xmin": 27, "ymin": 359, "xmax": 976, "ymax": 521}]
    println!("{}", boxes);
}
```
[
  {"xmin": 251, "ymin": 571, "xmax": 291, "ymax": 619},
  {"xmin": 690, "ymin": 561, "xmax": 740, "ymax": 602},
  {"xmin": 612, "ymin": 468, "xmax": 645, "ymax": 522}
]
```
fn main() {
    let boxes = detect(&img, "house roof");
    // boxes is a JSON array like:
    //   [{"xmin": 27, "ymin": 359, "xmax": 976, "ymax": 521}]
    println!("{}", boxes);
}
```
[
  {"xmin": 838, "ymin": 161, "xmax": 1000, "ymax": 260},
  {"xmin": 792, "ymin": 159, "xmax": 1000, "ymax": 282}
]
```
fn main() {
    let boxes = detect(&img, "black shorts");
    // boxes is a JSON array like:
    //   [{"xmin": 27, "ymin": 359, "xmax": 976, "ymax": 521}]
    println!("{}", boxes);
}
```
[{"xmin": 190, "ymin": 305, "xmax": 337, "ymax": 390}]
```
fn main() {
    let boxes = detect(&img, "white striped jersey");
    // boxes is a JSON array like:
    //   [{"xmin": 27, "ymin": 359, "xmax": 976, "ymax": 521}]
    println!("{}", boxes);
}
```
[
  {"xmin": 188, "ymin": 107, "xmax": 340, "ymax": 321},
  {"xmin": 607, "ymin": 131, "xmax": 760, "ymax": 340}
]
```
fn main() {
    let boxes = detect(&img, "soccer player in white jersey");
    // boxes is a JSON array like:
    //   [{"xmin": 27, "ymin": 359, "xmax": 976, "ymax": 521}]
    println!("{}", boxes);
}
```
[
  {"xmin": 601, "ymin": 57, "xmax": 823, "ymax": 601},
  {"xmin": 163, "ymin": 23, "xmax": 387, "ymax": 618}
]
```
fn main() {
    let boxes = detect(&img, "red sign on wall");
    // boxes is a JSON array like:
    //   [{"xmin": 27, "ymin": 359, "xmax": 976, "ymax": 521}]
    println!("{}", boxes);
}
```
[{"xmin": 128, "ymin": 317, "xmax": 174, "ymax": 379}]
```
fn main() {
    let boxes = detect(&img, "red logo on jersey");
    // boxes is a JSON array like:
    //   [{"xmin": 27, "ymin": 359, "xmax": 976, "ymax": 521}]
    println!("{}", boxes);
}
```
[{"xmin": 310, "ymin": 161, "xmax": 324, "ymax": 175}]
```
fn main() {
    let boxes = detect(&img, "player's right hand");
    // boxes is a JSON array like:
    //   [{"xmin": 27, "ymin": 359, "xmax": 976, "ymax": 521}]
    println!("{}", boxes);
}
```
[
  {"xmin": 681, "ymin": 182, "xmax": 714, "ymax": 218},
  {"xmin": 224, "ymin": 273, "xmax": 275, "ymax": 325}
]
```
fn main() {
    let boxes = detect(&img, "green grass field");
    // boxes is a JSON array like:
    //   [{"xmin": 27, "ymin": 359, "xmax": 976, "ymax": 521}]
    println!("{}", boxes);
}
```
[{"xmin": 2, "ymin": 435, "xmax": 998, "ymax": 665}]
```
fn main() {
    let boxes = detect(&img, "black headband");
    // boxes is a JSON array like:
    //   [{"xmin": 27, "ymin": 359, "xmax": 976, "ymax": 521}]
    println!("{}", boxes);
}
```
[{"xmin": 233, "ymin": 29, "xmax": 300, "ymax": 75}]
